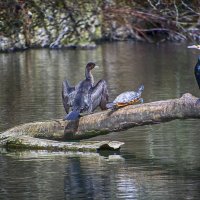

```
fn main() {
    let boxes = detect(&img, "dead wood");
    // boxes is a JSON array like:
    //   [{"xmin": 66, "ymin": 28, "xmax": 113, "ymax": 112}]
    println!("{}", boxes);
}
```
[{"xmin": 0, "ymin": 93, "xmax": 199, "ymax": 150}]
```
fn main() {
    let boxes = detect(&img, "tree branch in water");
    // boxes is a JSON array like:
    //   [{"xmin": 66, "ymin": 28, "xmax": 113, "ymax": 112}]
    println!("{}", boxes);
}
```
[{"xmin": 1, "ymin": 93, "xmax": 199, "ymax": 144}]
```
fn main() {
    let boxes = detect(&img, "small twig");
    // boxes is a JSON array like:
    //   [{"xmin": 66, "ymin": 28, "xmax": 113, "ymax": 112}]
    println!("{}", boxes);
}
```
[
  {"xmin": 140, "ymin": 28, "xmax": 169, "ymax": 32},
  {"xmin": 133, "ymin": 26, "xmax": 153, "ymax": 42},
  {"xmin": 174, "ymin": 0, "xmax": 179, "ymax": 25},
  {"xmin": 181, "ymin": 0, "xmax": 200, "ymax": 15},
  {"xmin": 155, "ymin": 0, "xmax": 161, "ymax": 6},
  {"xmin": 147, "ymin": 0, "xmax": 157, "ymax": 10},
  {"xmin": 170, "ymin": 30, "xmax": 187, "ymax": 40}
]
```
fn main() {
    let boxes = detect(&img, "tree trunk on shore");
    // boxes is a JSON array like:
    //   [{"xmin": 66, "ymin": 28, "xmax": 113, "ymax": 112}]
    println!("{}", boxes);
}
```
[{"xmin": 0, "ymin": 93, "xmax": 199, "ymax": 151}]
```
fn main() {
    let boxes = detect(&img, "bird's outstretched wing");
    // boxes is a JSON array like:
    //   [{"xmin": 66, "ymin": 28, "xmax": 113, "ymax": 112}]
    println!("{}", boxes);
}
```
[
  {"xmin": 88, "ymin": 80, "xmax": 109, "ymax": 112},
  {"xmin": 62, "ymin": 80, "xmax": 76, "ymax": 113}
]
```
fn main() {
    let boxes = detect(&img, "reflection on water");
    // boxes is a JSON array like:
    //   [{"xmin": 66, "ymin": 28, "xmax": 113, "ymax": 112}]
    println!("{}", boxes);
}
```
[
  {"xmin": 0, "ymin": 42, "xmax": 200, "ymax": 199},
  {"xmin": 1, "ymin": 149, "xmax": 199, "ymax": 200}
]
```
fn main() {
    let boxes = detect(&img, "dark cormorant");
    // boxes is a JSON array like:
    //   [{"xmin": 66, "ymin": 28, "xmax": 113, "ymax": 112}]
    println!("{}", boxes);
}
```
[
  {"xmin": 194, "ymin": 56, "xmax": 200, "ymax": 89},
  {"xmin": 188, "ymin": 45, "xmax": 200, "ymax": 103},
  {"xmin": 62, "ymin": 62, "xmax": 109, "ymax": 120}
]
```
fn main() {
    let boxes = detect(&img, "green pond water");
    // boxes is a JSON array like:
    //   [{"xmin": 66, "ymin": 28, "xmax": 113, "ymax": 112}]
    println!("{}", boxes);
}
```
[{"xmin": 0, "ymin": 42, "xmax": 200, "ymax": 199}]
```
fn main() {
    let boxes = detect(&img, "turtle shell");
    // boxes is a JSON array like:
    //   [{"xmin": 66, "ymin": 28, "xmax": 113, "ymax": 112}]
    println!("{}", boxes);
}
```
[
  {"xmin": 113, "ymin": 91, "xmax": 140, "ymax": 104},
  {"xmin": 106, "ymin": 85, "xmax": 144, "ymax": 109}
]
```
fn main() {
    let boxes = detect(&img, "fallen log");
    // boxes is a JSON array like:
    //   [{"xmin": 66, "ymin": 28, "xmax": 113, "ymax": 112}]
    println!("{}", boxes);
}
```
[
  {"xmin": 0, "ymin": 147, "xmax": 124, "ymax": 161},
  {"xmin": 64, "ymin": 93, "xmax": 200, "ymax": 139},
  {"xmin": 0, "ymin": 93, "xmax": 199, "ymax": 150}
]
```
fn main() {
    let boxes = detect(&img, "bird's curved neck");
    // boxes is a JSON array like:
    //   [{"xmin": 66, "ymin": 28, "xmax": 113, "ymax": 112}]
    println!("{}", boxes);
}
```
[{"xmin": 85, "ymin": 68, "xmax": 94, "ymax": 84}]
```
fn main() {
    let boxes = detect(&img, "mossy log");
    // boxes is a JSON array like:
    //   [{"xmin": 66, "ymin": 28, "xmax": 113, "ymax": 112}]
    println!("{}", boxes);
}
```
[
  {"xmin": 1, "ymin": 93, "xmax": 199, "ymax": 151},
  {"xmin": 0, "ymin": 136, "xmax": 123, "ymax": 152}
]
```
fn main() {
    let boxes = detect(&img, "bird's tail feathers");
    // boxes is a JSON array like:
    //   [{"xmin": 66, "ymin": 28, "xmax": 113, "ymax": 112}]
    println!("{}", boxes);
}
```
[{"xmin": 64, "ymin": 111, "xmax": 80, "ymax": 121}]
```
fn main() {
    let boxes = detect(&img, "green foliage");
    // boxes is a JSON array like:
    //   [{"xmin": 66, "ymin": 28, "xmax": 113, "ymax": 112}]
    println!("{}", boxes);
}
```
[{"xmin": 0, "ymin": 0, "xmax": 199, "ymax": 47}]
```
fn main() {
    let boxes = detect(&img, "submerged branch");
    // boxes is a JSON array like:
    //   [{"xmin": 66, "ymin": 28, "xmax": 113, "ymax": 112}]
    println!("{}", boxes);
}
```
[{"xmin": 1, "ymin": 136, "xmax": 124, "ymax": 152}]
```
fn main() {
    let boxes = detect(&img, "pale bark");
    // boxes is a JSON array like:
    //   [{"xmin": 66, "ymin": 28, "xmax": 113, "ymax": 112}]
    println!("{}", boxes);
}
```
[
  {"xmin": 63, "ymin": 93, "xmax": 200, "ymax": 139},
  {"xmin": 0, "ymin": 135, "xmax": 123, "ymax": 152},
  {"xmin": 0, "ymin": 93, "xmax": 199, "ymax": 150}
]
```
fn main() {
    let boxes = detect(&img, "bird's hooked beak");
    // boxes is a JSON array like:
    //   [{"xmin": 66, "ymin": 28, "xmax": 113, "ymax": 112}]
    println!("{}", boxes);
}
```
[
  {"xmin": 94, "ymin": 65, "xmax": 99, "ymax": 69},
  {"xmin": 187, "ymin": 45, "xmax": 200, "ymax": 50}
]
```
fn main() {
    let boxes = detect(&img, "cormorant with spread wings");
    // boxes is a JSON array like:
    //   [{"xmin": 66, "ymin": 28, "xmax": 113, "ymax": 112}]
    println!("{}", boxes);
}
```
[{"xmin": 62, "ymin": 62, "xmax": 109, "ymax": 120}]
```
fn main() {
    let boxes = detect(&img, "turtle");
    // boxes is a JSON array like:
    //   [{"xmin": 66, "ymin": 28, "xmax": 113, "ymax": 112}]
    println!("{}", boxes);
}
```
[{"xmin": 106, "ymin": 85, "xmax": 144, "ymax": 110}]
